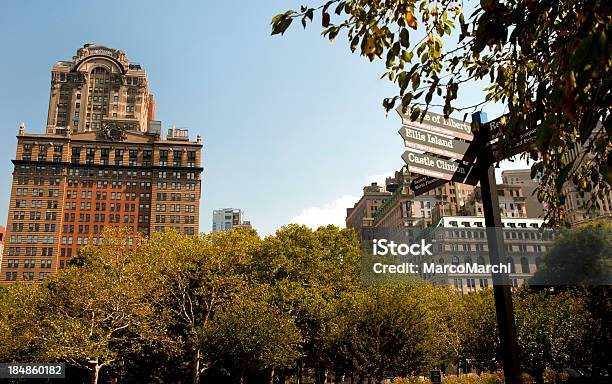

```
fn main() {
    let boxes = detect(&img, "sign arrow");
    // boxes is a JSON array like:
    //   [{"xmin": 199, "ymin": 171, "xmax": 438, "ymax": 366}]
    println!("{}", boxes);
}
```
[
  {"xmin": 399, "ymin": 126, "xmax": 474, "ymax": 161},
  {"xmin": 402, "ymin": 151, "xmax": 477, "ymax": 183},
  {"xmin": 482, "ymin": 114, "xmax": 538, "ymax": 159},
  {"xmin": 396, "ymin": 108, "xmax": 474, "ymax": 141},
  {"xmin": 410, "ymin": 175, "xmax": 449, "ymax": 196}
]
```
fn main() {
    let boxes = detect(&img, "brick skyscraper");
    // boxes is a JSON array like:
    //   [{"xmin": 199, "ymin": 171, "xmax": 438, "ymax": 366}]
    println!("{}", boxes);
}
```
[{"xmin": 1, "ymin": 45, "xmax": 203, "ymax": 283}]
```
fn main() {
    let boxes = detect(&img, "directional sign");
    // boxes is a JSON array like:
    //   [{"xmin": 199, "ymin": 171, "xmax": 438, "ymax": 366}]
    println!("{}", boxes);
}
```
[
  {"xmin": 494, "ymin": 126, "xmax": 538, "ymax": 159},
  {"xmin": 484, "ymin": 114, "xmax": 508, "ymax": 141},
  {"xmin": 430, "ymin": 370, "xmax": 442, "ymax": 384},
  {"xmin": 482, "ymin": 114, "xmax": 538, "ymax": 159},
  {"xmin": 402, "ymin": 151, "xmax": 478, "ymax": 183},
  {"xmin": 410, "ymin": 167, "xmax": 480, "ymax": 196},
  {"xmin": 397, "ymin": 108, "xmax": 474, "ymax": 141},
  {"xmin": 410, "ymin": 175, "xmax": 449, "ymax": 195},
  {"xmin": 399, "ymin": 126, "xmax": 473, "ymax": 161}
]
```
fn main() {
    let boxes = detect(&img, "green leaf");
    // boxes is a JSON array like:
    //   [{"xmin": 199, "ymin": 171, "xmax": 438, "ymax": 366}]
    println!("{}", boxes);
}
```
[
  {"xmin": 271, "ymin": 17, "xmax": 294, "ymax": 36},
  {"xmin": 400, "ymin": 28, "xmax": 409, "ymax": 48},
  {"xmin": 322, "ymin": 12, "xmax": 330, "ymax": 27},
  {"xmin": 410, "ymin": 106, "xmax": 421, "ymax": 121}
]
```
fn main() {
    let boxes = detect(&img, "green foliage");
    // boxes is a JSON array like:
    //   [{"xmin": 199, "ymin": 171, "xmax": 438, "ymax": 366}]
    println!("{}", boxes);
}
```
[
  {"xmin": 514, "ymin": 288, "xmax": 594, "ymax": 384},
  {"xmin": 530, "ymin": 224, "xmax": 612, "ymax": 286},
  {"xmin": 199, "ymin": 285, "xmax": 301, "ymax": 380},
  {"xmin": 459, "ymin": 290, "xmax": 500, "ymax": 373},
  {"xmin": 0, "ymin": 226, "xmax": 609, "ymax": 383},
  {"xmin": 391, "ymin": 372, "xmax": 504, "ymax": 383},
  {"xmin": 270, "ymin": 0, "xmax": 612, "ymax": 224},
  {"xmin": 330, "ymin": 285, "xmax": 437, "ymax": 379}
]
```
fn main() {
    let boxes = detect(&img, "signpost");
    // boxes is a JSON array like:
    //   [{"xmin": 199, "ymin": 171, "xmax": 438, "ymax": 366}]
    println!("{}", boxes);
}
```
[
  {"xmin": 396, "ymin": 108, "xmax": 527, "ymax": 384},
  {"xmin": 430, "ymin": 370, "xmax": 442, "ymax": 384},
  {"xmin": 409, "ymin": 175, "xmax": 450, "ymax": 196},
  {"xmin": 483, "ymin": 113, "xmax": 538, "ymax": 160},
  {"xmin": 473, "ymin": 112, "xmax": 523, "ymax": 384}
]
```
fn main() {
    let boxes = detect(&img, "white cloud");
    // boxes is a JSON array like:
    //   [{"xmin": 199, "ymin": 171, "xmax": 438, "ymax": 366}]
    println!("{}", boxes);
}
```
[
  {"xmin": 290, "ymin": 170, "xmax": 395, "ymax": 229},
  {"xmin": 290, "ymin": 159, "xmax": 538, "ymax": 231},
  {"xmin": 290, "ymin": 194, "xmax": 359, "ymax": 229}
]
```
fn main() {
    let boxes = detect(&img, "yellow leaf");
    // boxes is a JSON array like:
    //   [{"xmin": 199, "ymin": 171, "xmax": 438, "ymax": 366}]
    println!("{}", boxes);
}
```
[
  {"xmin": 366, "ymin": 37, "xmax": 376, "ymax": 54},
  {"xmin": 405, "ymin": 12, "xmax": 418, "ymax": 29}
]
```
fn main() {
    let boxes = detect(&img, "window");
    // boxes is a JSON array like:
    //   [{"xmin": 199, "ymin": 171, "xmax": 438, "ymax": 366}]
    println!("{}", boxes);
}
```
[
  {"xmin": 506, "ymin": 257, "xmax": 516, "ymax": 273},
  {"xmin": 520, "ymin": 257, "xmax": 530, "ymax": 274}
]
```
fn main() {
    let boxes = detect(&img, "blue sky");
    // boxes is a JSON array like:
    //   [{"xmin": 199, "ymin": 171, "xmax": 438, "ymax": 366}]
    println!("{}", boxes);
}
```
[{"xmin": 0, "ymin": 1, "xmax": 528, "ymax": 235}]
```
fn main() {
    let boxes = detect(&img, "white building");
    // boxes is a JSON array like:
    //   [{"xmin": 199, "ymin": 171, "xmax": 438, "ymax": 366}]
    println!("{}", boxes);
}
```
[
  {"xmin": 212, "ymin": 208, "xmax": 250, "ymax": 232},
  {"xmin": 413, "ymin": 216, "xmax": 553, "ymax": 294}
]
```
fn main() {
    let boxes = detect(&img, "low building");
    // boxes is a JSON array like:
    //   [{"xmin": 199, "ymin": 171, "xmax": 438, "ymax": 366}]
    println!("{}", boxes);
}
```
[
  {"xmin": 501, "ymin": 169, "xmax": 544, "ymax": 218},
  {"xmin": 413, "ymin": 216, "xmax": 553, "ymax": 294},
  {"xmin": 212, "ymin": 208, "xmax": 251, "ymax": 232},
  {"xmin": 463, "ymin": 184, "xmax": 528, "ymax": 219}
]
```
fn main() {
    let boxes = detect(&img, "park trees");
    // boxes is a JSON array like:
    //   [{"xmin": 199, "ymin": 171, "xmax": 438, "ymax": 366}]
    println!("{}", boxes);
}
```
[
  {"xmin": 199, "ymin": 284, "xmax": 302, "ymax": 383},
  {"xmin": 1, "ymin": 225, "xmax": 609, "ymax": 382},
  {"xmin": 514, "ymin": 289, "xmax": 594, "ymax": 384},
  {"xmin": 0, "ymin": 228, "xmax": 175, "ymax": 384},
  {"xmin": 332, "ymin": 285, "xmax": 437, "ymax": 381},
  {"xmin": 253, "ymin": 224, "xmax": 362, "ymax": 384},
  {"xmin": 458, "ymin": 289, "xmax": 500, "ymax": 373},
  {"xmin": 139, "ymin": 228, "xmax": 262, "ymax": 384},
  {"xmin": 530, "ymin": 222, "xmax": 612, "ymax": 378},
  {"xmin": 271, "ymin": 0, "xmax": 611, "ymax": 224}
]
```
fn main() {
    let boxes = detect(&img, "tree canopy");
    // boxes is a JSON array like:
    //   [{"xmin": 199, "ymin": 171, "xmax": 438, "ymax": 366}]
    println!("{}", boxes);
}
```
[
  {"xmin": 271, "ymin": 0, "xmax": 611, "ymax": 224},
  {"xmin": 1, "ymin": 226, "xmax": 610, "ymax": 383}
]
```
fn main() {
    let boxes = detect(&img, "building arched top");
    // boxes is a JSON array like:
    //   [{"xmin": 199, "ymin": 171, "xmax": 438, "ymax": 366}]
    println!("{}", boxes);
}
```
[
  {"xmin": 74, "ymin": 55, "xmax": 126, "ymax": 75},
  {"xmin": 72, "ymin": 44, "xmax": 130, "ymax": 74}
]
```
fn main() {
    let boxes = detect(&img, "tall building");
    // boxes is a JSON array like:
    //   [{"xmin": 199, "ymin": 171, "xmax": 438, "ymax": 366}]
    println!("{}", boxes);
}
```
[
  {"xmin": 346, "ymin": 183, "xmax": 392, "ymax": 241},
  {"xmin": 1, "ymin": 45, "xmax": 203, "ymax": 284},
  {"xmin": 561, "ymin": 125, "xmax": 612, "ymax": 225},
  {"xmin": 463, "ymin": 184, "xmax": 529, "ymax": 219},
  {"xmin": 212, "ymin": 208, "xmax": 250, "ymax": 232},
  {"xmin": 46, "ymin": 44, "xmax": 154, "ymax": 134},
  {"xmin": 501, "ymin": 169, "xmax": 544, "ymax": 218},
  {"xmin": 0, "ymin": 226, "xmax": 5, "ymax": 273}
]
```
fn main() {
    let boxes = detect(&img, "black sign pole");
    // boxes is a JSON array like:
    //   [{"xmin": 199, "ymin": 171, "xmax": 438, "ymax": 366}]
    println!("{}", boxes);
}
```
[{"xmin": 472, "ymin": 112, "xmax": 523, "ymax": 384}]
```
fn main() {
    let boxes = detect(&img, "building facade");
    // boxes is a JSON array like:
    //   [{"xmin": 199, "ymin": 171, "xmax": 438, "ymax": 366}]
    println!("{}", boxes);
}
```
[
  {"xmin": 463, "ymin": 184, "xmax": 528, "ymax": 219},
  {"xmin": 212, "ymin": 208, "xmax": 250, "ymax": 232},
  {"xmin": 415, "ymin": 216, "xmax": 553, "ymax": 294},
  {"xmin": 501, "ymin": 169, "xmax": 544, "ymax": 218},
  {"xmin": 346, "ymin": 183, "xmax": 392, "ymax": 241},
  {"xmin": 561, "ymin": 125, "xmax": 612, "ymax": 225},
  {"xmin": 46, "ymin": 44, "xmax": 155, "ymax": 134},
  {"xmin": 1, "ymin": 45, "xmax": 203, "ymax": 283}
]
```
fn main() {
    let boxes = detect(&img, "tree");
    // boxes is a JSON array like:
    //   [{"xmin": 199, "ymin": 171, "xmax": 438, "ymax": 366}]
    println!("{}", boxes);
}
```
[
  {"xmin": 140, "ymin": 228, "xmax": 262, "ymax": 384},
  {"xmin": 0, "ymin": 283, "xmax": 48, "ymax": 362},
  {"xmin": 271, "ymin": 0, "xmax": 611, "ymax": 224},
  {"xmin": 514, "ymin": 289, "xmax": 594, "ymax": 384},
  {"xmin": 459, "ymin": 289, "xmax": 501, "ymax": 373},
  {"xmin": 45, "ymin": 229, "xmax": 176, "ymax": 384},
  {"xmin": 253, "ymin": 224, "xmax": 361, "ymax": 384},
  {"xmin": 199, "ymin": 284, "xmax": 302, "ymax": 384},
  {"xmin": 0, "ymin": 228, "xmax": 176, "ymax": 384},
  {"xmin": 530, "ymin": 222, "xmax": 612, "ymax": 378},
  {"xmin": 332, "ymin": 285, "xmax": 436, "ymax": 382},
  {"xmin": 530, "ymin": 223, "xmax": 612, "ymax": 286}
]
